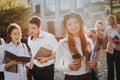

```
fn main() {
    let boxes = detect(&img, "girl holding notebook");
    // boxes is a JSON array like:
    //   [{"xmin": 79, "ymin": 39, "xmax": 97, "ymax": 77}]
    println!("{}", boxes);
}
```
[{"xmin": 0, "ymin": 23, "xmax": 30, "ymax": 80}]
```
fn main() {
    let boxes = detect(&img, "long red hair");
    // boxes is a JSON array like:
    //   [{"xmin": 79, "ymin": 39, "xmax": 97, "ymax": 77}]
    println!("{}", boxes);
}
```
[{"xmin": 63, "ymin": 13, "xmax": 90, "ymax": 59}]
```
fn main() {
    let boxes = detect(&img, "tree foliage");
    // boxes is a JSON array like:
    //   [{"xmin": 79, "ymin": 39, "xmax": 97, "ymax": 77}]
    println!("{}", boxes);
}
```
[{"xmin": 0, "ymin": 0, "xmax": 31, "ymax": 40}]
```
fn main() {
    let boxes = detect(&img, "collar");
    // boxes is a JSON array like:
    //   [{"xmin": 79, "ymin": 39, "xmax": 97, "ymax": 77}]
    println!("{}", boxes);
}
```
[
  {"xmin": 38, "ymin": 30, "xmax": 44, "ymax": 38},
  {"xmin": 9, "ymin": 42, "xmax": 21, "ymax": 47},
  {"xmin": 31, "ymin": 30, "xmax": 44, "ymax": 40}
]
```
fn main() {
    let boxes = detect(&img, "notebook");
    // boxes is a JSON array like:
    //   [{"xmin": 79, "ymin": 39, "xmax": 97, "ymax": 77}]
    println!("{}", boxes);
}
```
[{"xmin": 34, "ymin": 47, "xmax": 52, "ymax": 59}]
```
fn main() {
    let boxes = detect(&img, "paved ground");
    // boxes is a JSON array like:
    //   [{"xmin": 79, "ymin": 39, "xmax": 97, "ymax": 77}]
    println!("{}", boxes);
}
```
[
  {"xmin": 54, "ymin": 49, "xmax": 108, "ymax": 80},
  {"xmin": 97, "ymin": 49, "xmax": 107, "ymax": 80}
]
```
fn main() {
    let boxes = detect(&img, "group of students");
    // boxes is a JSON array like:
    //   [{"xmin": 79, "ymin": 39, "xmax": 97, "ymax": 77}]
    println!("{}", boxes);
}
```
[{"xmin": 0, "ymin": 12, "xmax": 120, "ymax": 80}]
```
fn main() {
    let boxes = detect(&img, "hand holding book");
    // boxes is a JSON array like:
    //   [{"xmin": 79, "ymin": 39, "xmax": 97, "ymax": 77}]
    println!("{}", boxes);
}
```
[
  {"xmin": 5, "ymin": 60, "xmax": 21, "ymax": 73},
  {"xmin": 37, "ymin": 57, "xmax": 49, "ymax": 64},
  {"xmin": 4, "ymin": 50, "xmax": 31, "ymax": 73},
  {"xmin": 109, "ymin": 30, "xmax": 120, "ymax": 40},
  {"xmin": 88, "ymin": 52, "xmax": 97, "ymax": 73},
  {"xmin": 34, "ymin": 47, "xmax": 52, "ymax": 59},
  {"xmin": 109, "ymin": 30, "xmax": 120, "ymax": 44}
]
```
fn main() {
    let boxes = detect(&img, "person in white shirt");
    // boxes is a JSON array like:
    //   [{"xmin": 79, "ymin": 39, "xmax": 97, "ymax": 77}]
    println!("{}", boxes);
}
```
[
  {"xmin": 27, "ymin": 16, "xmax": 58, "ymax": 80},
  {"xmin": 0, "ymin": 38, "xmax": 5, "ymax": 80},
  {"xmin": 0, "ymin": 23, "xmax": 30, "ymax": 80},
  {"xmin": 55, "ymin": 13, "xmax": 98, "ymax": 80}
]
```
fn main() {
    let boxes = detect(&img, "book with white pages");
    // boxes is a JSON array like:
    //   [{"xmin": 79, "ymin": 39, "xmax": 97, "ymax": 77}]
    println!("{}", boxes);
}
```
[{"xmin": 109, "ymin": 30, "xmax": 120, "ymax": 40}]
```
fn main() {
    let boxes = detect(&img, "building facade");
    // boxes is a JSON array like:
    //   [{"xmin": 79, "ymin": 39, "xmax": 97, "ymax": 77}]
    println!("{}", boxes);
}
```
[{"xmin": 29, "ymin": 0, "xmax": 120, "ymax": 38}]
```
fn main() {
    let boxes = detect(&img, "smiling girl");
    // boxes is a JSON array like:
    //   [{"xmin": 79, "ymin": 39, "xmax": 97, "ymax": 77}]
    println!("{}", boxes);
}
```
[{"xmin": 0, "ymin": 23, "xmax": 30, "ymax": 80}]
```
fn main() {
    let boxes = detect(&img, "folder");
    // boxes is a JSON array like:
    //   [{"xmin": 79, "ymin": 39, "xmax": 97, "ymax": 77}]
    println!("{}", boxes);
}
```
[
  {"xmin": 34, "ymin": 47, "xmax": 52, "ymax": 59},
  {"xmin": 4, "ymin": 51, "xmax": 31, "ymax": 73}
]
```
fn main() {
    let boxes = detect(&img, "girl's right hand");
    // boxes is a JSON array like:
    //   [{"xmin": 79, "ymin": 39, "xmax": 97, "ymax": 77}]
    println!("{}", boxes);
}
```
[
  {"xmin": 10, "ymin": 60, "xmax": 21, "ymax": 66},
  {"xmin": 5, "ymin": 60, "xmax": 21, "ymax": 69},
  {"xmin": 69, "ymin": 62, "xmax": 81, "ymax": 70}
]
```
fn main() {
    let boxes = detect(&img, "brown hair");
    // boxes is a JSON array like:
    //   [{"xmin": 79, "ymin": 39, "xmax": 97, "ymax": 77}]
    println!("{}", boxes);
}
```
[
  {"xmin": 63, "ymin": 13, "xmax": 90, "ymax": 59},
  {"xmin": 28, "ymin": 16, "xmax": 41, "ymax": 28},
  {"xmin": 95, "ymin": 20, "xmax": 103, "ymax": 27},
  {"xmin": 6, "ymin": 23, "xmax": 21, "ymax": 43},
  {"xmin": 106, "ymin": 15, "xmax": 116, "ymax": 21}
]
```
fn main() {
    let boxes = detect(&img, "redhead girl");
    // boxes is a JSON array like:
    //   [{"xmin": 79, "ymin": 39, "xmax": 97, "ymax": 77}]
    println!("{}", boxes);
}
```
[
  {"xmin": 0, "ymin": 23, "xmax": 30, "ymax": 80},
  {"xmin": 55, "ymin": 13, "xmax": 98, "ymax": 80}
]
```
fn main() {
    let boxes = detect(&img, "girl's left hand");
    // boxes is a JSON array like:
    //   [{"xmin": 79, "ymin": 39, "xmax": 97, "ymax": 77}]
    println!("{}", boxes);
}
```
[
  {"xmin": 37, "ymin": 57, "xmax": 48, "ymax": 64},
  {"xmin": 87, "ymin": 60, "xmax": 98, "ymax": 68}
]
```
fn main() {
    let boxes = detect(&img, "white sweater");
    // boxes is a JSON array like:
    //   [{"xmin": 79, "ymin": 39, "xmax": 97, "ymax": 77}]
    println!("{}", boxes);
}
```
[{"xmin": 55, "ymin": 37, "xmax": 93, "ymax": 75}]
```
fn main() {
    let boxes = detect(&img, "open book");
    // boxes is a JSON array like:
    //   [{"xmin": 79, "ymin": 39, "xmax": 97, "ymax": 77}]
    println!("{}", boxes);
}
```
[
  {"xmin": 4, "ymin": 50, "xmax": 31, "ymax": 73},
  {"xmin": 109, "ymin": 30, "xmax": 120, "ymax": 40},
  {"xmin": 34, "ymin": 47, "xmax": 52, "ymax": 59}
]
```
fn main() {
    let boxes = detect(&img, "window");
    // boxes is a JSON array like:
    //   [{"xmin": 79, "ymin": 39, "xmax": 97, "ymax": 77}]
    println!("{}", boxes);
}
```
[
  {"xmin": 35, "ymin": 4, "xmax": 40, "ymax": 14},
  {"xmin": 60, "ymin": 0, "xmax": 70, "ymax": 10},
  {"xmin": 91, "ymin": 0, "xmax": 104, "ymax": 3},
  {"xmin": 45, "ymin": 0, "xmax": 55, "ymax": 16},
  {"xmin": 76, "ymin": 0, "xmax": 84, "ymax": 8},
  {"xmin": 45, "ymin": 0, "xmax": 55, "ymax": 11}
]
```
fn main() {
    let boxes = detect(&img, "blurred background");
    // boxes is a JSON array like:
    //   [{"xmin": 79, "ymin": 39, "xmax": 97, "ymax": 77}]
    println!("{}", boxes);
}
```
[
  {"xmin": 0, "ymin": 0, "xmax": 120, "ymax": 41},
  {"xmin": 0, "ymin": 0, "xmax": 119, "ymax": 80}
]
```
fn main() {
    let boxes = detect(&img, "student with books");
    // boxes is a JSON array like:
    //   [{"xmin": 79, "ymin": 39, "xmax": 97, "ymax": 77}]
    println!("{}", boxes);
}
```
[
  {"xmin": 101, "ymin": 15, "xmax": 120, "ymax": 80},
  {"xmin": 0, "ymin": 23, "xmax": 30, "ymax": 80},
  {"xmin": 0, "ymin": 38, "xmax": 5, "ymax": 80},
  {"xmin": 27, "ymin": 16, "xmax": 58, "ymax": 80},
  {"xmin": 55, "ymin": 13, "xmax": 98, "ymax": 80}
]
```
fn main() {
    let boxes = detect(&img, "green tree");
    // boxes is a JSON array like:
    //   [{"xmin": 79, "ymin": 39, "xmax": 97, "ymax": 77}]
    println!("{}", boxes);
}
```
[{"xmin": 0, "ymin": 0, "xmax": 31, "ymax": 39}]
